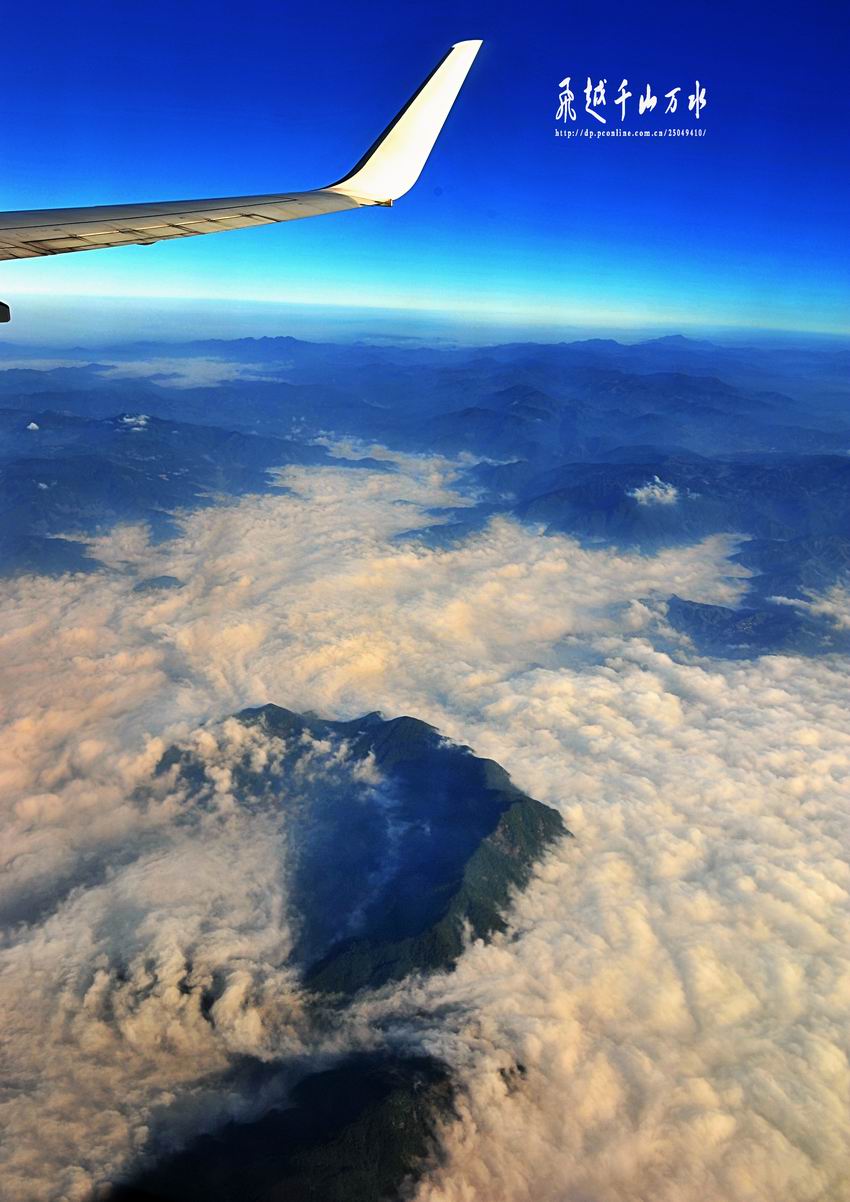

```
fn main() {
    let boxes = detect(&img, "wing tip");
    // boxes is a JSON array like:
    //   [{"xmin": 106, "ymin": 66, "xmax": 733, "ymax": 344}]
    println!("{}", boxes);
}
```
[{"xmin": 328, "ymin": 40, "xmax": 482, "ymax": 204}]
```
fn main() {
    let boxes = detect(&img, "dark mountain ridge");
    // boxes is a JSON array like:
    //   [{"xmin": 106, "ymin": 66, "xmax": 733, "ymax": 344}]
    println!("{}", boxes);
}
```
[
  {"xmin": 111, "ymin": 706, "xmax": 566, "ymax": 1202},
  {"xmin": 160, "ymin": 704, "xmax": 568, "ymax": 997}
]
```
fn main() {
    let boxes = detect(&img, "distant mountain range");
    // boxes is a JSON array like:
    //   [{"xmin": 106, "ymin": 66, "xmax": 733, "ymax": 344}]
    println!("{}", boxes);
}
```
[
  {"xmin": 2, "ymin": 333, "xmax": 849, "ymax": 659},
  {"xmin": 1, "ymin": 334, "xmax": 848, "ymax": 459}
]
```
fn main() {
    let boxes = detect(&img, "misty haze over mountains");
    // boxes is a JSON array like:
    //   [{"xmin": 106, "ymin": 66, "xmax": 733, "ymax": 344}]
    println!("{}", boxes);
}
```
[
  {"xmin": 1, "ymin": 332, "xmax": 849, "ymax": 1201},
  {"xmin": 2, "ymin": 332, "xmax": 849, "ymax": 656}
]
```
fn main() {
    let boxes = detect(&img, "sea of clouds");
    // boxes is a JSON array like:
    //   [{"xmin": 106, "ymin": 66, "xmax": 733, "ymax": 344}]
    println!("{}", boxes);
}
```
[{"xmin": 1, "ymin": 449, "xmax": 848, "ymax": 1201}]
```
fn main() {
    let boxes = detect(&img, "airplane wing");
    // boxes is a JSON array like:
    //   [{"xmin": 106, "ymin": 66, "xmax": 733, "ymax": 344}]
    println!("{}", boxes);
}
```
[{"xmin": 0, "ymin": 39, "xmax": 482, "ymax": 321}]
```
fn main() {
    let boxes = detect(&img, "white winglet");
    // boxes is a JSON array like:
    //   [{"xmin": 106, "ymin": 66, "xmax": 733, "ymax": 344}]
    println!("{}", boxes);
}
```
[
  {"xmin": 0, "ymin": 41, "xmax": 482, "ymax": 321},
  {"xmin": 328, "ymin": 40, "xmax": 482, "ymax": 204}
]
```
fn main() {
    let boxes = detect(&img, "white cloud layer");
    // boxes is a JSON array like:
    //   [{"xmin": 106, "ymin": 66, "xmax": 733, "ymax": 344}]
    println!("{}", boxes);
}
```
[
  {"xmin": 0, "ymin": 355, "xmax": 291, "ymax": 389},
  {"xmin": 772, "ymin": 585, "xmax": 850, "ymax": 631},
  {"xmin": 628, "ymin": 476, "xmax": 680, "ymax": 505},
  {"xmin": 99, "ymin": 357, "xmax": 293, "ymax": 388},
  {"xmin": 0, "ymin": 451, "xmax": 848, "ymax": 1201}
]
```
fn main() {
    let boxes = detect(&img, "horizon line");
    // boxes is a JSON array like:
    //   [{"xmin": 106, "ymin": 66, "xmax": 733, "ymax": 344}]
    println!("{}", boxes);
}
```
[{"xmin": 1, "ymin": 289, "xmax": 848, "ymax": 344}]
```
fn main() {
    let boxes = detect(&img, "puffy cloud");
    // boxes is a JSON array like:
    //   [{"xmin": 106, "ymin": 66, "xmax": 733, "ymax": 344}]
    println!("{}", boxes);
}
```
[
  {"xmin": 101, "ymin": 357, "xmax": 293, "ymax": 388},
  {"xmin": 0, "ymin": 450, "xmax": 848, "ymax": 1201},
  {"xmin": 0, "ymin": 354, "xmax": 291, "ymax": 389},
  {"xmin": 1, "ymin": 813, "xmax": 303, "ymax": 1198},
  {"xmin": 0, "ymin": 715, "xmax": 394, "ymax": 1201},
  {"xmin": 628, "ymin": 476, "xmax": 680, "ymax": 505},
  {"xmin": 772, "ymin": 585, "xmax": 850, "ymax": 632},
  {"xmin": 392, "ymin": 644, "xmax": 850, "ymax": 1202}
]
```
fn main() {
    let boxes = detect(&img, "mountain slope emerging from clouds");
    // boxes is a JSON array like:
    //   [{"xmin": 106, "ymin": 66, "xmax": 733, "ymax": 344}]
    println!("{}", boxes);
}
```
[
  {"xmin": 111, "ymin": 707, "xmax": 567, "ymax": 1201},
  {"xmin": 111, "ymin": 1055, "xmax": 455, "ymax": 1202},
  {"xmin": 159, "ymin": 705, "xmax": 569, "ymax": 998}
]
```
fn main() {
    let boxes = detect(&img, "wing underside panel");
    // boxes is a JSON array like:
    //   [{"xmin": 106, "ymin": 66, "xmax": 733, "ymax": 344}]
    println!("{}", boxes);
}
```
[{"xmin": 0, "ymin": 190, "xmax": 362, "ymax": 261}]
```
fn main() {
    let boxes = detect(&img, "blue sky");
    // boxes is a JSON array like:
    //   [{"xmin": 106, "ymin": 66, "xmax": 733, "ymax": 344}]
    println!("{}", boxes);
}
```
[{"xmin": 0, "ymin": 0, "xmax": 848, "ymax": 339}]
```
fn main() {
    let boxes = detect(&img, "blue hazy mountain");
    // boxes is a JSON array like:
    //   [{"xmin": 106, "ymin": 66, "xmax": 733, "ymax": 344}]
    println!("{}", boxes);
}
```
[
  {"xmin": 499, "ymin": 455, "xmax": 850, "ymax": 547},
  {"xmin": 665, "ymin": 595, "xmax": 850, "ymax": 659},
  {"xmin": 2, "ymin": 335, "xmax": 847, "ymax": 459},
  {"xmin": 0, "ymin": 408, "xmax": 376, "ymax": 575},
  {"xmin": 3, "ymin": 333, "xmax": 849, "ymax": 657},
  {"xmin": 462, "ymin": 454, "xmax": 850, "ymax": 657}
]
